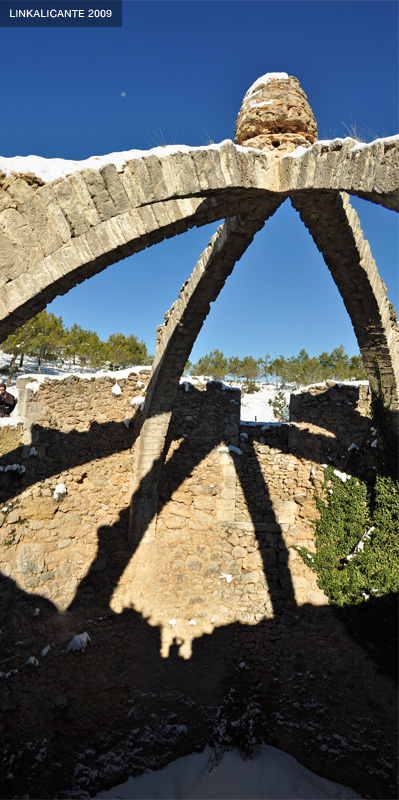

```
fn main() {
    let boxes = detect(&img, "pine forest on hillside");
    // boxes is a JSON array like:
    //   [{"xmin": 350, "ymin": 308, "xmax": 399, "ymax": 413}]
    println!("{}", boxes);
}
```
[{"xmin": 1, "ymin": 311, "xmax": 367, "ymax": 387}]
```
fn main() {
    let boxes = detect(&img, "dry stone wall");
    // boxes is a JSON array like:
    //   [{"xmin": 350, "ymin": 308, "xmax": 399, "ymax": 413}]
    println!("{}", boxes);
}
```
[
  {"xmin": 0, "ymin": 375, "xmax": 373, "ymax": 640},
  {"xmin": 0, "ymin": 374, "xmax": 380, "ymax": 622},
  {"xmin": 0, "ymin": 373, "xmax": 396, "ymax": 800},
  {"xmin": 0, "ymin": 369, "xmax": 151, "ymax": 609},
  {"xmin": 112, "ymin": 381, "xmax": 243, "ymax": 658}
]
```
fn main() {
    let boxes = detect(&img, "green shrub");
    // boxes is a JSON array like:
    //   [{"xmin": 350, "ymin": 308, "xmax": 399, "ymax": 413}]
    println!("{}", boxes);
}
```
[
  {"xmin": 296, "ymin": 466, "xmax": 399, "ymax": 676},
  {"xmin": 296, "ymin": 467, "xmax": 398, "ymax": 606},
  {"xmin": 268, "ymin": 391, "xmax": 287, "ymax": 421},
  {"xmin": 242, "ymin": 380, "xmax": 260, "ymax": 394}
]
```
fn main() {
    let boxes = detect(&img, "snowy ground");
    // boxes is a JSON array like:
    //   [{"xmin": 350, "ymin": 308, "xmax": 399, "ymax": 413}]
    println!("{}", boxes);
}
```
[
  {"xmin": 0, "ymin": 352, "xmax": 95, "ymax": 398},
  {"xmin": 0, "ymin": 352, "xmax": 290, "ymax": 423},
  {"xmin": 237, "ymin": 383, "xmax": 290, "ymax": 423},
  {"xmin": 94, "ymin": 744, "xmax": 361, "ymax": 799}
]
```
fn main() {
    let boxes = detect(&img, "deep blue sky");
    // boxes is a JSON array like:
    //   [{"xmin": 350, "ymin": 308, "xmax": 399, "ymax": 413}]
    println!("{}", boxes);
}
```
[{"xmin": 1, "ymin": 0, "xmax": 398, "ymax": 361}]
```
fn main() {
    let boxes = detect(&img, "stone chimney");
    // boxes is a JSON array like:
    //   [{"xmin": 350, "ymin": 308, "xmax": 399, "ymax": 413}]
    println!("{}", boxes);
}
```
[{"xmin": 235, "ymin": 72, "xmax": 318, "ymax": 156}]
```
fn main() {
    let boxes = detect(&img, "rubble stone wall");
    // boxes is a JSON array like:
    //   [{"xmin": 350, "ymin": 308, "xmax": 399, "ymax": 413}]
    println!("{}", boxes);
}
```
[
  {"xmin": 0, "ymin": 375, "xmax": 378, "ymax": 621},
  {"xmin": 0, "ymin": 369, "xmax": 151, "ymax": 608},
  {"xmin": 0, "ymin": 374, "xmax": 396, "ymax": 800},
  {"xmin": 0, "ymin": 375, "xmax": 375, "ymax": 627}
]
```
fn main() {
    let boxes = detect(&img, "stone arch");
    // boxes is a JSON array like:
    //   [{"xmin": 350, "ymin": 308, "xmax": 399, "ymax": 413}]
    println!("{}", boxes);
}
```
[
  {"xmin": 0, "ymin": 136, "xmax": 398, "ymax": 541},
  {"xmin": 0, "ymin": 137, "xmax": 397, "ymax": 338},
  {"xmin": 290, "ymin": 191, "xmax": 399, "ymax": 410},
  {"xmin": 130, "ymin": 196, "xmax": 283, "ymax": 541},
  {"xmin": 130, "ymin": 188, "xmax": 398, "ymax": 540}
]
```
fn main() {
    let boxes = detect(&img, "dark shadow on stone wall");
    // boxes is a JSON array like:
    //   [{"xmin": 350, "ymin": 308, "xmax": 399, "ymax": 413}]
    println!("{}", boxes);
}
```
[
  {"xmin": 0, "ymin": 384, "xmax": 377, "ymax": 506},
  {"xmin": 0, "ymin": 383, "xmax": 396, "ymax": 799},
  {"xmin": 0, "ymin": 543, "xmax": 397, "ymax": 799}
]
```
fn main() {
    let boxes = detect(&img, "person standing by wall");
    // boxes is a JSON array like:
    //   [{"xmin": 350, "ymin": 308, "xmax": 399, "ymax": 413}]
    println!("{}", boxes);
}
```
[{"xmin": 0, "ymin": 383, "xmax": 17, "ymax": 417}]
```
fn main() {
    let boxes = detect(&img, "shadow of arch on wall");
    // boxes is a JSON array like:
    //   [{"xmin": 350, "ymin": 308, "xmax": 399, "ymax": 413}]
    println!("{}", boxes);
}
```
[
  {"xmin": 1, "ymin": 381, "xmax": 397, "ymax": 800},
  {"xmin": 0, "ymin": 139, "xmax": 398, "ymax": 539}
]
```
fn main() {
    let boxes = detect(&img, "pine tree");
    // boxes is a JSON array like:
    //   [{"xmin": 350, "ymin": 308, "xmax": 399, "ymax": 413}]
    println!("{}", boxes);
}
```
[
  {"xmin": 63, "ymin": 324, "xmax": 89, "ymax": 365},
  {"xmin": 26, "ymin": 312, "xmax": 64, "ymax": 373},
  {"xmin": 258, "ymin": 353, "xmax": 272, "ymax": 383},
  {"xmin": 240, "ymin": 356, "xmax": 260, "ymax": 381},
  {"xmin": 228, "ymin": 356, "xmax": 243, "ymax": 382},
  {"xmin": 192, "ymin": 349, "xmax": 229, "ymax": 380},
  {"xmin": 106, "ymin": 333, "xmax": 150, "ymax": 369},
  {"xmin": 2, "ymin": 319, "xmax": 37, "ymax": 384}
]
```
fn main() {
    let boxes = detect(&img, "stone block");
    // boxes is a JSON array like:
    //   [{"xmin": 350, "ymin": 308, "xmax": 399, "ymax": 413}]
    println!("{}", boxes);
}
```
[
  {"xmin": 0, "ymin": 230, "xmax": 24, "ymax": 280},
  {"xmin": 21, "ymin": 497, "xmax": 57, "ymax": 521},
  {"xmin": 0, "ymin": 272, "xmax": 39, "ymax": 315},
  {"xmin": 150, "ymin": 201, "xmax": 176, "ymax": 230},
  {"xmin": 17, "ymin": 543, "xmax": 45, "ymax": 574},
  {"xmin": 163, "ymin": 513, "xmax": 187, "ymax": 529},
  {"xmin": 82, "ymin": 219, "xmax": 120, "ymax": 261},
  {"xmin": 157, "ymin": 152, "xmax": 197, "ymax": 198},
  {"xmin": 38, "ymin": 185, "xmax": 71, "ymax": 244},
  {"xmin": 239, "ymin": 570, "xmax": 262, "ymax": 584},
  {"xmin": 232, "ymin": 545, "xmax": 246, "ymax": 559},
  {"xmin": 186, "ymin": 558, "xmax": 203, "ymax": 571},
  {"xmin": 192, "ymin": 483, "xmax": 218, "ymax": 496},
  {"xmin": 62, "ymin": 236, "xmax": 97, "ymax": 271},
  {"xmin": 141, "ymin": 155, "xmax": 169, "ymax": 201},
  {"xmin": 79, "ymin": 169, "xmax": 117, "ymax": 221},
  {"xmin": 7, "ymin": 179, "xmax": 64, "ymax": 255},
  {"xmin": 193, "ymin": 496, "xmax": 215, "ymax": 511},
  {"xmin": 0, "ymin": 207, "xmax": 43, "ymax": 267},
  {"xmin": 125, "ymin": 158, "xmax": 154, "ymax": 205},
  {"xmin": 217, "ymin": 141, "xmax": 241, "ymax": 186},
  {"xmin": 0, "ymin": 190, "xmax": 16, "ymax": 212},
  {"xmin": 169, "ymin": 504, "xmax": 191, "ymax": 519},
  {"xmin": 53, "ymin": 178, "xmax": 91, "ymax": 236},
  {"xmin": 120, "ymin": 166, "xmax": 143, "ymax": 208},
  {"xmin": 111, "ymin": 209, "xmax": 146, "ymax": 244},
  {"xmin": 100, "ymin": 164, "xmax": 131, "ymax": 213},
  {"xmin": 170, "ymin": 489, "xmax": 190, "ymax": 504},
  {"xmin": 306, "ymin": 588, "xmax": 328, "ymax": 606},
  {"xmin": 136, "ymin": 204, "xmax": 159, "ymax": 235},
  {"xmin": 235, "ymin": 151, "xmax": 259, "ymax": 189},
  {"xmin": 242, "ymin": 551, "xmax": 263, "ymax": 572},
  {"xmin": 68, "ymin": 172, "xmax": 102, "ymax": 226},
  {"xmin": 190, "ymin": 149, "xmax": 225, "ymax": 192}
]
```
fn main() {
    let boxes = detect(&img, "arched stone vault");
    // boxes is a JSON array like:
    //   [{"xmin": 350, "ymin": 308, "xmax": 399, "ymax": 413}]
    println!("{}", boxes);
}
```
[
  {"xmin": 0, "ymin": 137, "xmax": 397, "ymax": 339},
  {"xmin": 0, "ymin": 117, "xmax": 398, "ymax": 541}
]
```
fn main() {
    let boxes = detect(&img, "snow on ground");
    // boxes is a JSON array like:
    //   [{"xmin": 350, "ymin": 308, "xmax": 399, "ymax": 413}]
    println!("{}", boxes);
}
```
[
  {"xmin": 0, "ymin": 351, "xmax": 94, "ymax": 401},
  {"xmin": 94, "ymin": 744, "xmax": 361, "ymax": 799},
  {"xmin": 0, "ymin": 352, "xmax": 152, "ymax": 408},
  {"xmin": 0, "ymin": 352, "xmax": 291, "ymax": 423},
  {"xmin": 181, "ymin": 376, "xmax": 290, "ymax": 422},
  {"xmin": 238, "ymin": 383, "xmax": 290, "ymax": 423}
]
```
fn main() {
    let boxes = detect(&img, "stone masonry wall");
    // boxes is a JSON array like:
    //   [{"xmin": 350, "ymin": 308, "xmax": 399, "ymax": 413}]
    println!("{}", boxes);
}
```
[
  {"xmin": 0, "ymin": 375, "xmax": 377, "ymax": 622},
  {"xmin": 0, "ymin": 369, "xmax": 151, "ymax": 608},
  {"xmin": 0, "ymin": 374, "xmax": 396, "ymax": 800},
  {"xmin": 111, "ymin": 381, "xmax": 242, "ymax": 658},
  {"xmin": 232, "ymin": 381, "xmax": 377, "ymax": 611}
]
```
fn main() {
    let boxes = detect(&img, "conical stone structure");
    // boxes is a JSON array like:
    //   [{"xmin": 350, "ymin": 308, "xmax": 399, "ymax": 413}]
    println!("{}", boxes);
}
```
[{"xmin": 235, "ymin": 72, "xmax": 318, "ymax": 155}]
